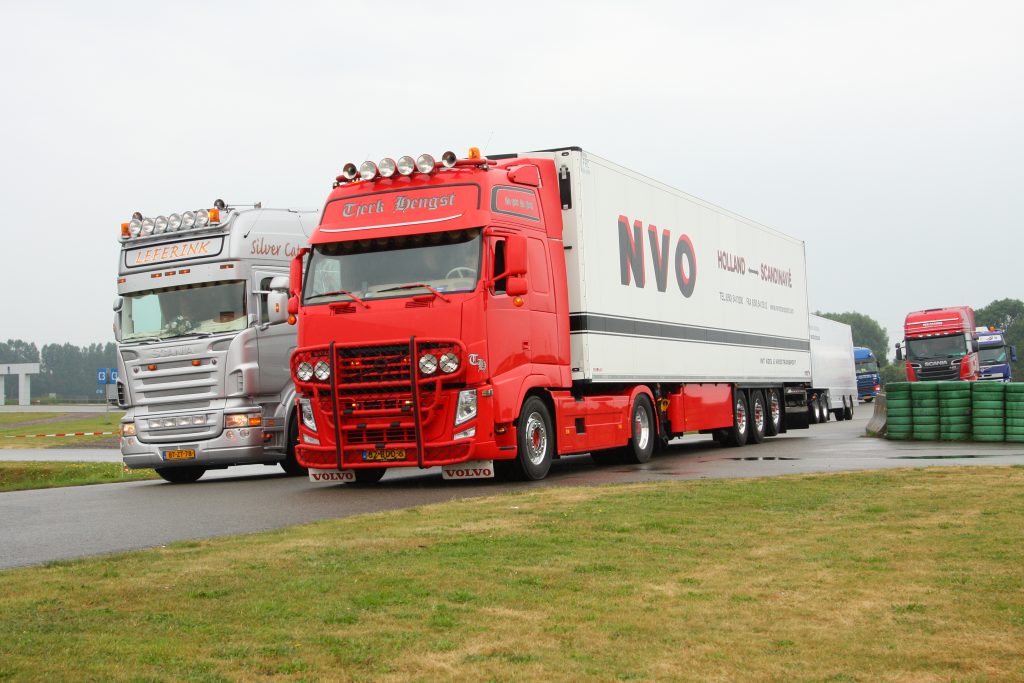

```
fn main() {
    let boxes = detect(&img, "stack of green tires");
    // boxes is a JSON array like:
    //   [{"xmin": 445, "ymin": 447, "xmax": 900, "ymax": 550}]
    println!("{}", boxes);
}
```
[
  {"xmin": 886, "ymin": 382, "xmax": 912, "ymax": 440},
  {"xmin": 972, "ymin": 382, "xmax": 1005, "ymax": 442},
  {"xmin": 937, "ymin": 381, "xmax": 973, "ymax": 441},
  {"xmin": 1005, "ymin": 384, "xmax": 1024, "ymax": 443},
  {"xmin": 911, "ymin": 382, "xmax": 940, "ymax": 440}
]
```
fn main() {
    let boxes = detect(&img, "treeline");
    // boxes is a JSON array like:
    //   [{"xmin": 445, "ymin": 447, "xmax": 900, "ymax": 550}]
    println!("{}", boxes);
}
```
[
  {"xmin": 0, "ymin": 340, "xmax": 116, "ymax": 402},
  {"xmin": 818, "ymin": 298, "xmax": 1024, "ymax": 384}
]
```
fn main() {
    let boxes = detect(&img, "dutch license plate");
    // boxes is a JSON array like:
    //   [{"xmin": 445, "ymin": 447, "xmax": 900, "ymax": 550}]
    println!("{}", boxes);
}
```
[
  {"xmin": 362, "ymin": 448, "xmax": 406, "ymax": 462},
  {"xmin": 163, "ymin": 449, "xmax": 196, "ymax": 461}
]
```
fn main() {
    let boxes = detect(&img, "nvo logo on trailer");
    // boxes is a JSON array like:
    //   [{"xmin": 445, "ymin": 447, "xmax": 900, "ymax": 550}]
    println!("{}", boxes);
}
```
[{"xmin": 618, "ymin": 215, "xmax": 697, "ymax": 297}]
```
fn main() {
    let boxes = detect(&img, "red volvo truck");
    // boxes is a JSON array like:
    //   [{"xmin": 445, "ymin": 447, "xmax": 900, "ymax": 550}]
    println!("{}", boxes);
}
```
[
  {"xmin": 272, "ymin": 147, "xmax": 813, "ymax": 482},
  {"xmin": 895, "ymin": 306, "xmax": 980, "ymax": 381}
]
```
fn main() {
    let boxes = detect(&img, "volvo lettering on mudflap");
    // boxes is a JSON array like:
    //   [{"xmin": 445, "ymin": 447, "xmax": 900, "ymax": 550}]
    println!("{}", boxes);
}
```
[
  {"xmin": 273, "ymin": 148, "xmax": 815, "ymax": 485},
  {"xmin": 114, "ymin": 201, "xmax": 316, "ymax": 483}
]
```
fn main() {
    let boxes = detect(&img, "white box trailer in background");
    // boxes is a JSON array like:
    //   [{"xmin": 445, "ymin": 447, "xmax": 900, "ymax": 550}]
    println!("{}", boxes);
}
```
[{"xmin": 808, "ymin": 313, "xmax": 857, "ymax": 422}]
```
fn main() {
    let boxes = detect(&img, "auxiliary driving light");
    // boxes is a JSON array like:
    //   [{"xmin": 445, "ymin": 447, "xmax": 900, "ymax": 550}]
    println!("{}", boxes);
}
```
[
  {"xmin": 378, "ymin": 157, "xmax": 397, "ymax": 178},
  {"xmin": 296, "ymin": 361, "xmax": 314, "ymax": 382},
  {"xmin": 194, "ymin": 210, "xmax": 210, "ymax": 228},
  {"xmin": 128, "ymin": 219, "xmax": 142, "ymax": 237},
  {"xmin": 359, "ymin": 160, "xmax": 379, "ymax": 181},
  {"xmin": 141, "ymin": 217, "xmax": 155, "ymax": 235},
  {"xmin": 313, "ymin": 360, "xmax": 331, "ymax": 381},
  {"xmin": 153, "ymin": 216, "xmax": 168, "ymax": 234},
  {"xmin": 167, "ymin": 213, "xmax": 182, "ymax": 231},
  {"xmin": 416, "ymin": 154, "xmax": 436, "ymax": 174},
  {"xmin": 341, "ymin": 163, "xmax": 359, "ymax": 181},
  {"xmin": 441, "ymin": 150, "xmax": 457, "ymax": 168},
  {"xmin": 439, "ymin": 352, "xmax": 459, "ymax": 374},
  {"xmin": 419, "ymin": 353, "xmax": 438, "ymax": 375},
  {"xmin": 182, "ymin": 211, "xmax": 197, "ymax": 228},
  {"xmin": 397, "ymin": 156, "xmax": 416, "ymax": 176}
]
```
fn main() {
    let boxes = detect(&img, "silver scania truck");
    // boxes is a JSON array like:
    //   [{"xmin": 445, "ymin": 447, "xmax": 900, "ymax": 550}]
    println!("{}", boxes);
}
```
[{"xmin": 114, "ymin": 201, "xmax": 315, "ymax": 483}]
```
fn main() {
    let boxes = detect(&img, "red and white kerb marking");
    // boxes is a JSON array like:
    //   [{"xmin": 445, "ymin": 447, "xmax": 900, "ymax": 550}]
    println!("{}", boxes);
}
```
[{"xmin": 3, "ymin": 431, "xmax": 117, "ymax": 438}]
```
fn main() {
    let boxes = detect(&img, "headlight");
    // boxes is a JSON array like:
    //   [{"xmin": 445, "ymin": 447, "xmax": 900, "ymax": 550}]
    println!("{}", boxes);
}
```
[
  {"xmin": 296, "ymin": 361, "xmax": 314, "ymax": 382},
  {"xmin": 128, "ymin": 219, "xmax": 142, "ymax": 237},
  {"xmin": 379, "ymin": 158, "xmax": 397, "ymax": 178},
  {"xmin": 121, "ymin": 422, "xmax": 136, "ymax": 437},
  {"xmin": 153, "ymin": 216, "xmax": 168, "ymax": 234},
  {"xmin": 175, "ymin": 416, "xmax": 192, "ymax": 427},
  {"xmin": 300, "ymin": 397, "xmax": 317, "ymax": 431},
  {"xmin": 192, "ymin": 415, "xmax": 206, "ymax": 425},
  {"xmin": 439, "ymin": 352, "xmax": 459, "ymax": 374},
  {"xmin": 455, "ymin": 389, "xmax": 477, "ymax": 425},
  {"xmin": 313, "ymin": 360, "xmax": 331, "ymax": 381},
  {"xmin": 141, "ymin": 218, "xmax": 155, "ymax": 235},
  {"xmin": 419, "ymin": 353, "xmax": 438, "ymax": 375},
  {"xmin": 182, "ymin": 211, "xmax": 196, "ymax": 228},
  {"xmin": 167, "ymin": 213, "xmax": 182, "ymax": 231},
  {"xmin": 225, "ymin": 414, "xmax": 248, "ymax": 428},
  {"xmin": 195, "ymin": 210, "xmax": 210, "ymax": 228},
  {"xmin": 397, "ymin": 156, "xmax": 416, "ymax": 176},
  {"xmin": 416, "ymin": 153, "xmax": 436, "ymax": 174}
]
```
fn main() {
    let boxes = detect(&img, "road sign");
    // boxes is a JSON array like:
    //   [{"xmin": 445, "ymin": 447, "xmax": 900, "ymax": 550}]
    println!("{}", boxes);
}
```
[
  {"xmin": 97, "ymin": 369, "xmax": 107, "ymax": 385},
  {"xmin": 109, "ymin": 368, "xmax": 118, "ymax": 383}
]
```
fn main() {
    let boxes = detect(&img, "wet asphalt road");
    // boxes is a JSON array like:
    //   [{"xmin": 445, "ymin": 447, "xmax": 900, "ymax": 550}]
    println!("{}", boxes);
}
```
[{"xmin": 3, "ymin": 406, "xmax": 1024, "ymax": 570}]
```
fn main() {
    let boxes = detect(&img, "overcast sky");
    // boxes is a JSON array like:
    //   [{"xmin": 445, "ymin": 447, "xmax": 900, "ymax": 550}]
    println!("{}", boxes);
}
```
[{"xmin": 1, "ymin": 1, "xmax": 1020, "ymax": 356}]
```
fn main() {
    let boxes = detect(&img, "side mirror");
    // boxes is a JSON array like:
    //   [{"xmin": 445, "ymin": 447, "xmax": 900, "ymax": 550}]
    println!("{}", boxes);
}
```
[
  {"xmin": 267, "ymin": 291, "xmax": 289, "ymax": 324},
  {"xmin": 506, "ymin": 276, "xmax": 528, "ymax": 297},
  {"xmin": 971, "ymin": 339, "xmax": 979, "ymax": 353},
  {"xmin": 505, "ymin": 235, "xmax": 527, "ymax": 276},
  {"xmin": 894, "ymin": 343, "xmax": 903, "ymax": 361},
  {"xmin": 112, "ymin": 296, "xmax": 123, "ymax": 312},
  {"xmin": 269, "ymin": 275, "xmax": 289, "ymax": 292}
]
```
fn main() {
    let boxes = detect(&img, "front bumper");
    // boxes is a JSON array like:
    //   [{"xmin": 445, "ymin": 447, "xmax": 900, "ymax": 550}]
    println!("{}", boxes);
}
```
[{"xmin": 121, "ymin": 417, "xmax": 269, "ymax": 470}]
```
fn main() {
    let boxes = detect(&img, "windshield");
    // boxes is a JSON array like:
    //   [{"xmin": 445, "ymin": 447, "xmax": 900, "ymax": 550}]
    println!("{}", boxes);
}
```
[
  {"xmin": 855, "ymin": 360, "xmax": 879, "ymax": 374},
  {"xmin": 119, "ymin": 280, "xmax": 247, "ymax": 342},
  {"xmin": 304, "ymin": 229, "xmax": 482, "ymax": 304},
  {"xmin": 980, "ymin": 346, "xmax": 1007, "ymax": 365},
  {"xmin": 906, "ymin": 335, "xmax": 967, "ymax": 360}
]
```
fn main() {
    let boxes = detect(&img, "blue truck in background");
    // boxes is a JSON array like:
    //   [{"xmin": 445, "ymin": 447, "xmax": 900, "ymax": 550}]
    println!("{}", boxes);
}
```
[
  {"xmin": 976, "ymin": 327, "xmax": 1017, "ymax": 382},
  {"xmin": 854, "ymin": 347, "xmax": 882, "ymax": 401}
]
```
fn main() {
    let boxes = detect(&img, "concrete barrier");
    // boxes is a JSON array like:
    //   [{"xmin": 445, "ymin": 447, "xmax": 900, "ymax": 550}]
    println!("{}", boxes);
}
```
[{"xmin": 865, "ymin": 393, "xmax": 887, "ymax": 437}]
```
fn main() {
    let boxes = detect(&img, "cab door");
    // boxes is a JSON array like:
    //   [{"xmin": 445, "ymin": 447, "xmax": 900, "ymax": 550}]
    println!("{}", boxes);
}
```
[
  {"xmin": 253, "ymin": 269, "xmax": 294, "ymax": 399},
  {"xmin": 485, "ymin": 235, "xmax": 531, "ymax": 421}
]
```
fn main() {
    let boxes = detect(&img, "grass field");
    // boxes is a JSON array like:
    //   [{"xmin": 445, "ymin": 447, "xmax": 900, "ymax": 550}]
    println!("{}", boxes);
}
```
[
  {"xmin": 0, "ymin": 461, "xmax": 157, "ymax": 492},
  {"xmin": 0, "ymin": 411, "xmax": 123, "ymax": 449},
  {"xmin": 1, "ymin": 467, "xmax": 1022, "ymax": 681}
]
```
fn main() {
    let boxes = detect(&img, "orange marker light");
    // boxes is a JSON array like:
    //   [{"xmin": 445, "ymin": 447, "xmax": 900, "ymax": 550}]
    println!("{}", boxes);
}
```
[
  {"xmin": 513, "ymin": 296, "xmax": 525, "ymax": 307},
  {"xmin": 147, "ymin": 364, "xmax": 157, "ymax": 371},
  {"xmin": 208, "ymin": 208, "xmax": 220, "ymax": 223},
  {"xmin": 288, "ymin": 315, "xmax": 297, "ymax": 325},
  {"xmin": 248, "ymin": 416, "xmax": 262, "ymax": 427},
  {"xmin": 468, "ymin": 147, "xmax": 481, "ymax": 159},
  {"xmin": 121, "ymin": 223, "xmax": 130, "ymax": 238},
  {"xmin": 192, "ymin": 360, "xmax": 201, "ymax": 367}
]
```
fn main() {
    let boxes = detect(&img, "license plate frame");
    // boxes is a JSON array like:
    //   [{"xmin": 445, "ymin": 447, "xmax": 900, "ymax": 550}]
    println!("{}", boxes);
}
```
[
  {"xmin": 362, "ymin": 448, "xmax": 407, "ymax": 462},
  {"xmin": 163, "ymin": 448, "xmax": 197, "ymax": 461}
]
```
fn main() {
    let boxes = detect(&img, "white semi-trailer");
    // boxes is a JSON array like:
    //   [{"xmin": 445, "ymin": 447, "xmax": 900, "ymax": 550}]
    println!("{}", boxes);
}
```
[
  {"xmin": 115, "ymin": 202, "xmax": 316, "ymax": 483},
  {"xmin": 808, "ymin": 314, "xmax": 858, "ymax": 422},
  {"xmin": 285, "ymin": 146, "xmax": 817, "ymax": 483}
]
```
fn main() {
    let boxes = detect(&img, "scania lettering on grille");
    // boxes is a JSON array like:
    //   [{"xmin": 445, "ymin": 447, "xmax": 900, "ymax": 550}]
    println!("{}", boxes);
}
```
[{"xmin": 152, "ymin": 346, "xmax": 196, "ymax": 358}]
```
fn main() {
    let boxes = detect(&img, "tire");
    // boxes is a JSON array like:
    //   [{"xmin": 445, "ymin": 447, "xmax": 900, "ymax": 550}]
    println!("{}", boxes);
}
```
[
  {"xmin": 834, "ymin": 397, "xmax": 847, "ymax": 421},
  {"xmin": 843, "ymin": 399, "xmax": 854, "ymax": 421},
  {"xmin": 764, "ymin": 389, "xmax": 782, "ymax": 437},
  {"xmin": 512, "ymin": 396, "xmax": 554, "ymax": 480},
  {"xmin": 808, "ymin": 395, "xmax": 819, "ymax": 425},
  {"xmin": 747, "ymin": 391, "xmax": 767, "ymax": 444},
  {"xmin": 620, "ymin": 394, "xmax": 656, "ymax": 464},
  {"xmin": 724, "ymin": 391, "xmax": 749, "ymax": 447},
  {"xmin": 353, "ymin": 468, "xmax": 386, "ymax": 483},
  {"xmin": 818, "ymin": 395, "xmax": 829, "ymax": 423},
  {"xmin": 887, "ymin": 407, "xmax": 913, "ymax": 418},
  {"xmin": 279, "ymin": 416, "xmax": 307, "ymax": 476},
  {"xmin": 155, "ymin": 466, "xmax": 205, "ymax": 484}
]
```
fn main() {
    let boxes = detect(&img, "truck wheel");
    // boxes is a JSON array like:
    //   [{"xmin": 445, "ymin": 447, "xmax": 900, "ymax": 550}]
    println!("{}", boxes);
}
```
[
  {"xmin": 353, "ymin": 468, "xmax": 386, "ymax": 484},
  {"xmin": 819, "ymin": 394, "xmax": 830, "ymax": 423},
  {"xmin": 621, "ymin": 394, "xmax": 655, "ymax": 464},
  {"xmin": 155, "ymin": 466, "xmax": 205, "ymax": 484},
  {"xmin": 808, "ymin": 395, "xmax": 819, "ymax": 424},
  {"xmin": 748, "ymin": 391, "xmax": 766, "ymax": 444},
  {"xmin": 279, "ymin": 416, "xmax": 307, "ymax": 476},
  {"xmin": 724, "ymin": 391, "xmax": 749, "ymax": 447},
  {"xmin": 764, "ymin": 389, "xmax": 782, "ymax": 437},
  {"xmin": 834, "ymin": 397, "xmax": 847, "ymax": 422},
  {"xmin": 514, "ymin": 397, "xmax": 554, "ymax": 480},
  {"xmin": 844, "ymin": 400, "xmax": 854, "ymax": 420}
]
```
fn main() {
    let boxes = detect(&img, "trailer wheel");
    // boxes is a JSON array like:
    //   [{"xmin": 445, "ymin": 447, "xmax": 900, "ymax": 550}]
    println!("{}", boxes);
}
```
[
  {"xmin": 764, "ymin": 389, "xmax": 782, "ymax": 437},
  {"xmin": 844, "ymin": 400, "xmax": 854, "ymax": 420},
  {"xmin": 621, "ymin": 394, "xmax": 655, "ymax": 464},
  {"xmin": 724, "ymin": 391, "xmax": 749, "ymax": 447},
  {"xmin": 353, "ymin": 468, "xmax": 386, "ymax": 484},
  {"xmin": 808, "ymin": 394, "xmax": 819, "ymax": 424},
  {"xmin": 279, "ymin": 415, "xmax": 307, "ymax": 476},
  {"xmin": 512, "ymin": 397, "xmax": 554, "ymax": 480},
  {"xmin": 748, "ymin": 391, "xmax": 766, "ymax": 444},
  {"xmin": 834, "ymin": 397, "xmax": 847, "ymax": 422},
  {"xmin": 818, "ymin": 394, "xmax": 830, "ymax": 423},
  {"xmin": 155, "ymin": 466, "xmax": 205, "ymax": 484}
]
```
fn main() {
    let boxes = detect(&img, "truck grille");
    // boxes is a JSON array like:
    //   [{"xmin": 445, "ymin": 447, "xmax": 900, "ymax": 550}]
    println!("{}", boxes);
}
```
[{"xmin": 912, "ymin": 360, "xmax": 960, "ymax": 381}]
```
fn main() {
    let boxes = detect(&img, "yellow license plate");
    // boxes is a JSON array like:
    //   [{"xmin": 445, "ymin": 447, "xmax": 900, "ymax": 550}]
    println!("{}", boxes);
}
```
[
  {"xmin": 164, "ymin": 449, "xmax": 196, "ymax": 461},
  {"xmin": 362, "ymin": 448, "xmax": 406, "ymax": 462}
]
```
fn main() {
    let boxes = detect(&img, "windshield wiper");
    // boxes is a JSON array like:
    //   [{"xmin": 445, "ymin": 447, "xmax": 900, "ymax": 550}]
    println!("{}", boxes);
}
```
[
  {"xmin": 306, "ymin": 289, "xmax": 370, "ymax": 308},
  {"xmin": 124, "ymin": 336, "xmax": 164, "ymax": 344},
  {"xmin": 377, "ymin": 283, "xmax": 451, "ymax": 303}
]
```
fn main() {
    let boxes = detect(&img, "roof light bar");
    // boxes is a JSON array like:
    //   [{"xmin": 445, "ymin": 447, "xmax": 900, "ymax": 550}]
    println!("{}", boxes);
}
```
[
  {"xmin": 120, "ymin": 202, "xmax": 227, "ymax": 241},
  {"xmin": 334, "ymin": 150, "xmax": 466, "ymax": 183}
]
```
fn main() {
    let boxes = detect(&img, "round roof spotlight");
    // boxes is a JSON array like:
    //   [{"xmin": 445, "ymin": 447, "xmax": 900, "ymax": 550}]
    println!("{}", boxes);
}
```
[
  {"xmin": 153, "ymin": 216, "xmax": 168, "ymax": 234},
  {"xmin": 167, "ymin": 213, "xmax": 182, "ymax": 231},
  {"xmin": 181, "ymin": 211, "xmax": 197, "ymax": 228},
  {"xmin": 397, "ymin": 156, "xmax": 416, "ymax": 176},
  {"xmin": 194, "ymin": 210, "xmax": 210, "ymax": 228},
  {"xmin": 359, "ymin": 160, "xmax": 379, "ymax": 181},
  {"xmin": 340, "ymin": 162, "xmax": 359, "ymax": 181},
  {"xmin": 378, "ymin": 157, "xmax": 397, "ymax": 178},
  {"xmin": 441, "ymin": 150, "xmax": 457, "ymax": 168},
  {"xmin": 213, "ymin": 199, "xmax": 226, "ymax": 210},
  {"xmin": 416, "ymin": 153, "xmax": 436, "ymax": 174},
  {"xmin": 141, "ymin": 217, "xmax": 155, "ymax": 235},
  {"xmin": 131, "ymin": 211, "xmax": 143, "ymax": 220},
  {"xmin": 128, "ymin": 218, "xmax": 142, "ymax": 237}
]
